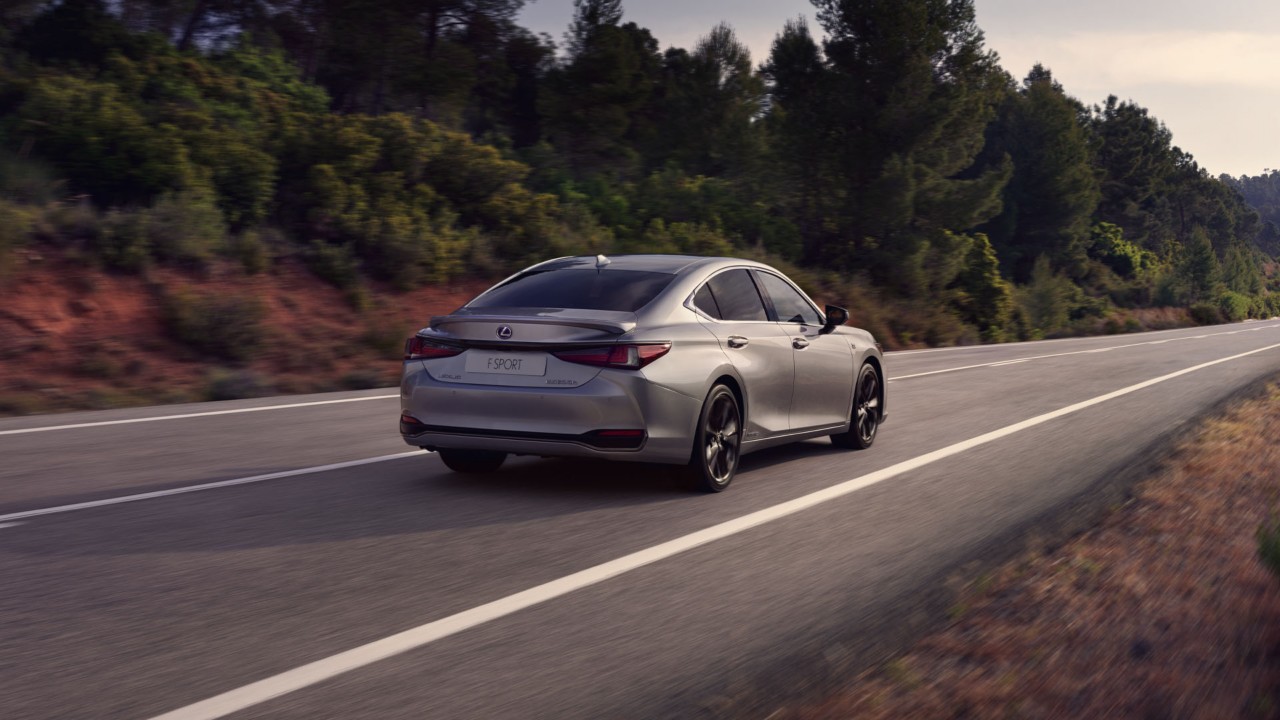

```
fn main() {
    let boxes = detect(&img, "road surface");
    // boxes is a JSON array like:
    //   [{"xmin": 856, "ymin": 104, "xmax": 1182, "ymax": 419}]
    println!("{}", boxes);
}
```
[{"xmin": 3, "ymin": 321, "xmax": 1280, "ymax": 719}]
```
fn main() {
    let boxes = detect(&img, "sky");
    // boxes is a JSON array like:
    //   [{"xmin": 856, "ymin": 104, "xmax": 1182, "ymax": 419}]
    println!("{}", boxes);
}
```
[{"xmin": 516, "ymin": 0, "xmax": 1280, "ymax": 178}]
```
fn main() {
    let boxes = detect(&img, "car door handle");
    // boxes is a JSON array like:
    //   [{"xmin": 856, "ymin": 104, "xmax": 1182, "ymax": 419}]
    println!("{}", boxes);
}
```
[
  {"xmin": 792, "ymin": 338, "xmax": 809, "ymax": 350},
  {"xmin": 727, "ymin": 336, "xmax": 749, "ymax": 348}
]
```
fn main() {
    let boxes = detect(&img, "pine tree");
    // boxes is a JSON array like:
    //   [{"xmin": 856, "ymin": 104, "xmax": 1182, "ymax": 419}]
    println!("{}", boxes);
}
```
[
  {"xmin": 980, "ymin": 65, "xmax": 1099, "ymax": 283},
  {"xmin": 800, "ymin": 0, "xmax": 1012, "ymax": 294}
]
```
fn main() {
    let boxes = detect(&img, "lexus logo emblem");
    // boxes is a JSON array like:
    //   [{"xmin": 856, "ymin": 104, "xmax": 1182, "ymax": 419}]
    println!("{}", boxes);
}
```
[{"xmin": 496, "ymin": 325, "xmax": 513, "ymax": 339}]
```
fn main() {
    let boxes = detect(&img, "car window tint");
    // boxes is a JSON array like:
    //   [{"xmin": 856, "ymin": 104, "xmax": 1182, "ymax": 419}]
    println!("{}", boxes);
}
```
[
  {"xmin": 706, "ymin": 269, "xmax": 767, "ymax": 321},
  {"xmin": 756, "ymin": 272, "xmax": 822, "ymax": 325},
  {"xmin": 692, "ymin": 284, "xmax": 721, "ymax": 319},
  {"xmin": 469, "ymin": 269, "xmax": 675, "ymax": 312}
]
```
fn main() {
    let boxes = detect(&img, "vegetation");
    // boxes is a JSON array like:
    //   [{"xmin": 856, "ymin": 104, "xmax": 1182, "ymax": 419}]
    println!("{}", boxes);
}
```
[{"xmin": 2, "ymin": 0, "xmax": 1279, "ymax": 347}]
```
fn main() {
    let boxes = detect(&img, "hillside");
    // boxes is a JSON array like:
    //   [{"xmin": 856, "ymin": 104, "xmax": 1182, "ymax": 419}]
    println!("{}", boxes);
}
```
[{"xmin": 2, "ymin": 0, "xmax": 1279, "ymax": 415}]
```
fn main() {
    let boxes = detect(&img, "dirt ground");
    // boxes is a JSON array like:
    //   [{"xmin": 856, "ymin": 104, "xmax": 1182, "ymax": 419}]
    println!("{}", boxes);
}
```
[
  {"xmin": 783, "ymin": 383, "xmax": 1280, "ymax": 719},
  {"xmin": 0, "ymin": 251, "xmax": 489, "ymax": 415}
]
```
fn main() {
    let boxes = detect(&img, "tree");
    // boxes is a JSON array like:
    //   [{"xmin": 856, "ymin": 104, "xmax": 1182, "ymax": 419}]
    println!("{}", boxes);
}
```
[
  {"xmin": 795, "ymin": 0, "xmax": 1011, "ymax": 294},
  {"xmin": 761, "ymin": 18, "xmax": 829, "ymax": 257},
  {"xmin": 980, "ymin": 65, "xmax": 1098, "ymax": 283},
  {"xmin": 1089, "ymin": 96, "xmax": 1176, "ymax": 254},
  {"xmin": 566, "ymin": 0, "xmax": 621, "ymax": 56},
  {"xmin": 1179, "ymin": 227, "xmax": 1221, "ymax": 302},
  {"xmin": 952, "ymin": 232, "xmax": 1013, "ymax": 339},
  {"xmin": 648, "ymin": 22, "xmax": 765, "ymax": 178},
  {"xmin": 540, "ymin": 1, "xmax": 660, "ymax": 178}
]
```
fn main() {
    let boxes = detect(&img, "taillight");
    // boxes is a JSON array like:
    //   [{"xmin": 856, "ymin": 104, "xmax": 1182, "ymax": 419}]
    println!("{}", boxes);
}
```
[
  {"xmin": 552, "ymin": 343, "xmax": 671, "ymax": 369},
  {"xmin": 404, "ymin": 336, "xmax": 464, "ymax": 360}
]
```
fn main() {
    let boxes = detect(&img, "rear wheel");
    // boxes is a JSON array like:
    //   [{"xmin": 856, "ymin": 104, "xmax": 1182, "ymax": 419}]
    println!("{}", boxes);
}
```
[
  {"xmin": 678, "ymin": 385, "xmax": 742, "ymax": 493},
  {"xmin": 831, "ymin": 363, "xmax": 881, "ymax": 450},
  {"xmin": 438, "ymin": 449, "xmax": 507, "ymax": 474}
]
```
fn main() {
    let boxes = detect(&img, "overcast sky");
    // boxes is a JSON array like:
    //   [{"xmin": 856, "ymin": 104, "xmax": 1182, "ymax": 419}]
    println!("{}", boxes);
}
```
[{"xmin": 517, "ymin": 0, "xmax": 1280, "ymax": 178}]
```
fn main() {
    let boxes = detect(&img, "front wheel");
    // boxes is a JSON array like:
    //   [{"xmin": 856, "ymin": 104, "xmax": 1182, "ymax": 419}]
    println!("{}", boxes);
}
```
[
  {"xmin": 676, "ymin": 385, "xmax": 742, "ymax": 493},
  {"xmin": 438, "ymin": 449, "xmax": 507, "ymax": 474},
  {"xmin": 831, "ymin": 363, "xmax": 881, "ymax": 450}
]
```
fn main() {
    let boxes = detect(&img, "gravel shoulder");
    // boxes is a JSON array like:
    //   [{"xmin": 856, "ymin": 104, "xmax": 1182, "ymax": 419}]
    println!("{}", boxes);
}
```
[{"xmin": 785, "ymin": 382, "xmax": 1280, "ymax": 720}]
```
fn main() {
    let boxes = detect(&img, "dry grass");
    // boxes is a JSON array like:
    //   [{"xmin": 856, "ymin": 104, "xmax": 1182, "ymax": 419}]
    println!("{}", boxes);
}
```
[
  {"xmin": 0, "ymin": 252, "xmax": 490, "ymax": 414},
  {"xmin": 785, "ymin": 384, "xmax": 1280, "ymax": 720}
]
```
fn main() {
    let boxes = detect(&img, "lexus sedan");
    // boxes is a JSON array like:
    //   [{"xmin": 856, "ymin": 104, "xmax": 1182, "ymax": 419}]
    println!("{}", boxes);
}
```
[{"xmin": 400, "ymin": 254, "xmax": 886, "ymax": 491}]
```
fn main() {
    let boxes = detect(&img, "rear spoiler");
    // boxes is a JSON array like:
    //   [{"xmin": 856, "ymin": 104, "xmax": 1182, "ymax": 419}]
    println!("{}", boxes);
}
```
[{"xmin": 428, "ymin": 314, "xmax": 637, "ymax": 335}]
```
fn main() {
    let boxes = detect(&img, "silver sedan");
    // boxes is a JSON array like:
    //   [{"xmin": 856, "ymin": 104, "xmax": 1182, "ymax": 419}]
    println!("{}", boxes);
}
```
[{"xmin": 400, "ymin": 255, "xmax": 886, "ymax": 491}]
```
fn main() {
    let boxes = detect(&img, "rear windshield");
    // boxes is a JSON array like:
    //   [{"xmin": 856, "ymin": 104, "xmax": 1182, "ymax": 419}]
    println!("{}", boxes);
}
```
[{"xmin": 468, "ymin": 269, "xmax": 675, "ymax": 312}]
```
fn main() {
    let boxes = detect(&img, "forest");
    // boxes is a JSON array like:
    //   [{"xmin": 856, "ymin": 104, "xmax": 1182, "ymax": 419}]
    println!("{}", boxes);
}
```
[{"xmin": 2, "ymin": 0, "xmax": 1279, "ymax": 347}]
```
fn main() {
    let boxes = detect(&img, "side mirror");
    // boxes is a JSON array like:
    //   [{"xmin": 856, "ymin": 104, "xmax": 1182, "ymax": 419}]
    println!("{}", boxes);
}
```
[{"xmin": 820, "ymin": 305, "xmax": 849, "ymax": 335}]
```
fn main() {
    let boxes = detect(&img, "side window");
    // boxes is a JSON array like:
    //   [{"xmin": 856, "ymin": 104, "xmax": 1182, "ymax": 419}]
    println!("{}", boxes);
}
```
[
  {"xmin": 706, "ymin": 269, "xmax": 768, "ymax": 321},
  {"xmin": 692, "ymin": 284, "xmax": 722, "ymax": 319},
  {"xmin": 756, "ymin": 272, "xmax": 822, "ymax": 325}
]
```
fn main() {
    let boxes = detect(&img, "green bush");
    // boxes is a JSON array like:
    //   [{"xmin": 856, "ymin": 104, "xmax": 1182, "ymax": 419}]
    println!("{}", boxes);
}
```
[
  {"xmin": 226, "ymin": 230, "xmax": 270, "ymax": 275},
  {"xmin": 1217, "ymin": 291, "xmax": 1251, "ymax": 323},
  {"xmin": 145, "ymin": 188, "xmax": 228, "ymax": 268},
  {"xmin": 97, "ymin": 209, "xmax": 151, "ymax": 272},
  {"xmin": 1188, "ymin": 301, "xmax": 1221, "ymax": 326},
  {"xmin": 0, "ymin": 152, "xmax": 64, "ymax": 204},
  {"xmin": 306, "ymin": 240, "xmax": 360, "ymax": 289},
  {"xmin": 161, "ymin": 288, "xmax": 265, "ymax": 362},
  {"xmin": 0, "ymin": 199, "xmax": 33, "ymax": 277}
]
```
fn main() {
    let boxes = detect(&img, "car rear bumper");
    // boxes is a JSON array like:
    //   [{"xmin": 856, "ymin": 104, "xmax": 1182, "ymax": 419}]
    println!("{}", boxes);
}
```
[{"xmin": 399, "ymin": 362, "xmax": 699, "ymax": 464}]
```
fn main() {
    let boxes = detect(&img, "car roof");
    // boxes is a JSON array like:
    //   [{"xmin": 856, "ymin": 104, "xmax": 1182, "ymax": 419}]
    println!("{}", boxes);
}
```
[{"xmin": 529, "ymin": 254, "xmax": 761, "ymax": 275}]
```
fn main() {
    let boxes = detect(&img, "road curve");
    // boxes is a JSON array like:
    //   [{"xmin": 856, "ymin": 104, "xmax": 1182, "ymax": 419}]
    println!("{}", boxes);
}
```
[{"xmin": 2, "ymin": 320, "xmax": 1280, "ymax": 719}]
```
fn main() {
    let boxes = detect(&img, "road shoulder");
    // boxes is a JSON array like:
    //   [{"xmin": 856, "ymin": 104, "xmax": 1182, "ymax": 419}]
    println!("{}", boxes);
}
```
[{"xmin": 785, "ymin": 380, "xmax": 1280, "ymax": 718}]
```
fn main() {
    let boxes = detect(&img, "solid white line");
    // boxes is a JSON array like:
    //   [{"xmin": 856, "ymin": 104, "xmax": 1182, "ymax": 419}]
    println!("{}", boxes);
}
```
[
  {"xmin": 0, "ymin": 394, "xmax": 399, "ymax": 437},
  {"xmin": 885, "ymin": 321, "xmax": 1280, "ymax": 357},
  {"xmin": 0, "ymin": 522, "xmax": 21, "ymax": 529},
  {"xmin": 888, "ymin": 324, "xmax": 1280, "ymax": 381},
  {"xmin": 0, "ymin": 452, "xmax": 422, "ymax": 523},
  {"xmin": 146, "ymin": 341, "xmax": 1280, "ymax": 720}
]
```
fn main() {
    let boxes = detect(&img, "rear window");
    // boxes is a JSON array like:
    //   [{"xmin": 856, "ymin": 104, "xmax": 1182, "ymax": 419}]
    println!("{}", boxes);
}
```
[{"xmin": 468, "ymin": 269, "xmax": 675, "ymax": 312}]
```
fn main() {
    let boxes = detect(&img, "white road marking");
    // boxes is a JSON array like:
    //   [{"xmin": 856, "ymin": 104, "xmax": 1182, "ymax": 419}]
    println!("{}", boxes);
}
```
[
  {"xmin": 888, "ymin": 324, "xmax": 1280, "ymax": 381},
  {"xmin": 0, "ymin": 394, "xmax": 399, "ymax": 437},
  {"xmin": 0, "ymin": 522, "xmax": 22, "ymax": 529},
  {"xmin": 147, "ymin": 341, "xmax": 1280, "ymax": 720},
  {"xmin": 885, "ymin": 321, "xmax": 1280, "ymax": 357},
  {"xmin": 0, "ymin": 452, "xmax": 423, "ymax": 524}
]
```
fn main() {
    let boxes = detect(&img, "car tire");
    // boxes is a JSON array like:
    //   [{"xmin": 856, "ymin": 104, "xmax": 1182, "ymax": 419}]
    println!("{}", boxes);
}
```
[
  {"xmin": 678, "ymin": 384, "xmax": 742, "ymax": 493},
  {"xmin": 438, "ymin": 449, "xmax": 507, "ymax": 474},
  {"xmin": 831, "ymin": 362, "xmax": 881, "ymax": 450}
]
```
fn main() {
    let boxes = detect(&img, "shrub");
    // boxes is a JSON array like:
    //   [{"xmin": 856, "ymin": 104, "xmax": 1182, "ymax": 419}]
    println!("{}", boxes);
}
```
[
  {"xmin": 205, "ymin": 368, "xmax": 271, "ymax": 401},
  {"xmin": 1218, "ymin": 291, "xmax": 1251, "ymax": 323},
  {"xmin": 0, "ymin": 199, "xmax": 33, "ymax": 279},
  {"xmin": 226, "ymin": 230, "xmax": 270, "ymax": 275},
  {"xmin": 43, "ymin": 201, "xmax": 102, "ymax": 247},
  {"xmin": 1188, "ymin": 301, "xmax": 1221, "ymax": 326},
  {"xmin": 161, "ymin": 288, "xmax": 265, "ymax": 362},
  {"xmin": 0, "ymin": 152, "xmax": 64, "ymax": 204},
  {"xmin": 145, "ymin": 188, "xmax": 228, "ymax": 268},
  {"xmin": 307, "ymin": 240, "xmax": 360, "ymax": 289},
  {"xmin": 97, "ymin": 209, "xmax": 151, "ymax": 272}
]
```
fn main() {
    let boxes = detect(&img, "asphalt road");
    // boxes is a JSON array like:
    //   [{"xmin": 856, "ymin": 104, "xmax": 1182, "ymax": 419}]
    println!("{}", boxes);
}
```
[{"xmin": 4, "ymin": 321, "xmax": 1280, "ymax": 719}]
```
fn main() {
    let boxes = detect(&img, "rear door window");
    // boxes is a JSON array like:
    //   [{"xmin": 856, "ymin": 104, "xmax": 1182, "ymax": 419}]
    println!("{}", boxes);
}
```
[
  {"xmin": 705, "ymin": 269, "xmax": 768, "ymax": 322},
  {"xmin": 755, "ymin": 272, "xmax": 822, "ymax": 325}
]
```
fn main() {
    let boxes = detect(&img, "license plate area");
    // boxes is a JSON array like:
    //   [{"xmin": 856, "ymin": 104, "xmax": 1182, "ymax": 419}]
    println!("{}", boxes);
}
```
[{"xmin": 464, "ymin": 351, "xmax": 548, "ymax": 376}]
